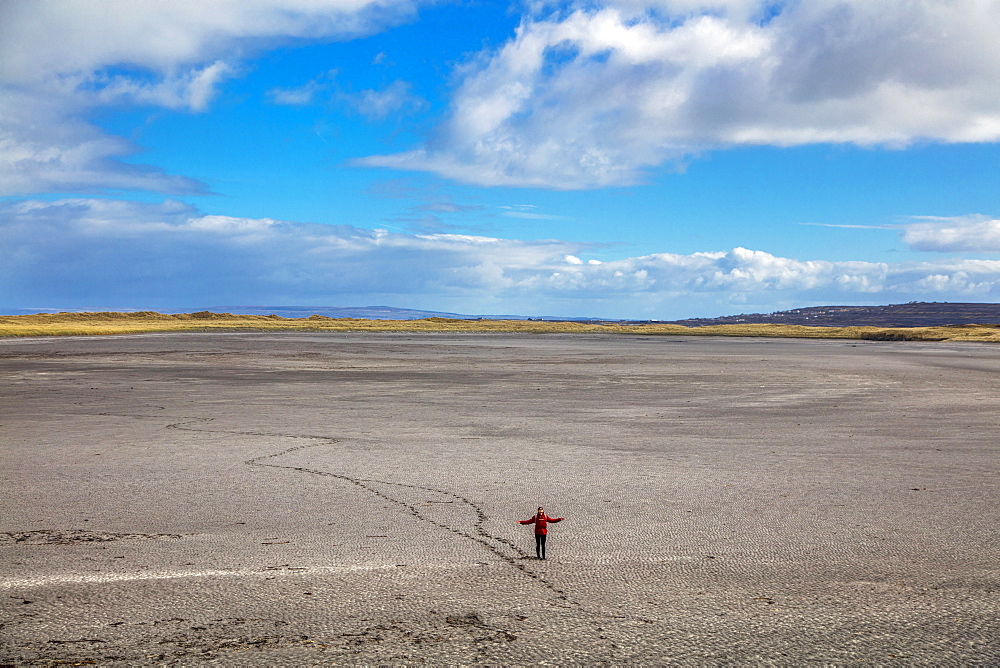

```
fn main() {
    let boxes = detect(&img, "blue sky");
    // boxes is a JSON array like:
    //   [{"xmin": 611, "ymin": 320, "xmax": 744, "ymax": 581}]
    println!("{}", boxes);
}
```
[{"xmin": 1, "ymin": 0, "xmax": 998, "ymax": 319}]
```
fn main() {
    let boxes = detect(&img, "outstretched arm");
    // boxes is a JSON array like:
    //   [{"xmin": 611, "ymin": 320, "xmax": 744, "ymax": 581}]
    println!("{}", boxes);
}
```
[
  {"xmin": 548, "ymin": 517, "xmax": 564, "ymax": 523},
  {"xmin": 518, "ymin": 518, "xmax": 537, "ymax": 525}
]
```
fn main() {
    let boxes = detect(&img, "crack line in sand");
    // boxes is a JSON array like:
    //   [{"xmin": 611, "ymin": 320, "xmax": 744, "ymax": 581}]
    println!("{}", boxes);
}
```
[{"xmin": 159, "ymin": 416, "xmax": 577, "ymax": 606}]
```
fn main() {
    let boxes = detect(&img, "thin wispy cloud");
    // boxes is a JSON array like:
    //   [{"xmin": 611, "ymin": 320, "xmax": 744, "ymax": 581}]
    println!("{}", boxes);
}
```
[
  {"xmin": 416, "ymin": 200, "xmax": 484, "ymax": 214},
  {"xmin": 800, "ymin": 223, "xmax": 899, "ymax": 230},
  {"xmin": 500, "ymin": 205, "xmax": 568, "ymax": 220},
  {"xmin": 352, "ymin": 80, "xmax": 427, "ymax": 120},
  {"xmin": 503, "ymin": 212, "xmax": 568, "ymax": 220},
  {"xmin": 270, "ymin": 72, "xmax": 426, "ymax": 120},
  {"xmin": 268, "ymin": 71, "xmax": 338, "ymax": 106}
]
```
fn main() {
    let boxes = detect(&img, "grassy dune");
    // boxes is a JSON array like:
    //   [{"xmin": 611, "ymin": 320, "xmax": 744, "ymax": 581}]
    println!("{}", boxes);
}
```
[{"xmin": 2, "ymin": 311, "xmax": 999, "ymax": 341}]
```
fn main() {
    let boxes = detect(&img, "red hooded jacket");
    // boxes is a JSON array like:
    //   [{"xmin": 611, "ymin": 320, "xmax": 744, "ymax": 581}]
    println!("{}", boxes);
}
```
[{"xmin": 519, "ymin": 513, "xmax": 563, "ymax": 535}]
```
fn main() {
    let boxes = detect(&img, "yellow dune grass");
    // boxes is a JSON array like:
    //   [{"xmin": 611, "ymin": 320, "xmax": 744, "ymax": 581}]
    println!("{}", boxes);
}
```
[{"xmin": 1, "ymin": 311, "xmax": 999, "ymax": 342}]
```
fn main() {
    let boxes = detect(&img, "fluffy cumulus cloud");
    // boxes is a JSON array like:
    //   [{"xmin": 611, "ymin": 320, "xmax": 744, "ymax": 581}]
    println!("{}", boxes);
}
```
[
  {"xmin": 3, "ymin": 198, "xmax": 999, "ymax": 314},
  {"xmin": 0, "ymin": 0, "xmax": 424, "ymax": 196},
  {"xmin": 362, "ymin": 0, "xmax": 1000, "ymax": 188},
  {"xmin": 900, "ymin": 215, "xmax": 1000, "ymax": 253}
]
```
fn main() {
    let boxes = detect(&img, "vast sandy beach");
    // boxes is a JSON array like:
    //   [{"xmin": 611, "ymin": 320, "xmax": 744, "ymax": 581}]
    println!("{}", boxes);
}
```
[{"xmin": 1, "ymin": 332, "xmax": 997, "ymax": 665}]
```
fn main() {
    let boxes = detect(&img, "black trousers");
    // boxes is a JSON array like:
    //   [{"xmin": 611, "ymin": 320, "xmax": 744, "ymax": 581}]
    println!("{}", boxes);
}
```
[{"xmin": 535, "ymin": 533, "xmax": 547, "ymax": 559}]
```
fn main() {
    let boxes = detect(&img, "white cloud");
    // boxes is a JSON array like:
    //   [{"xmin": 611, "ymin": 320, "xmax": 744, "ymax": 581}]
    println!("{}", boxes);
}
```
[
  {"xmin": 353, "ymin": 80, "xmax": 427, "ymax": 120},
  {"xmin": 362, "ymin": 0, "xmax": 1000, "ymax": 188},
  {"xmin": 3, "ymin": 198, "xmax": 999, "ymax": 315},
  {"xmin": 488, "ymin": 204, "xmax": 569, "ymax": 220},
  {"xmin": 269, "ymin": 73, "xmax": 426, "ymax": 118},
  {"xmin": 0, "ymin": 198, "xmax": 583, "ymax": 306},
  {"xmin": 269, "ymin": 69, "xmax": 340, "ymax": 106},
  {"xmin": 0, "ymin": 1, "xmax": 422, "ymax": 86},
  {"xmin": 0, "ymin": 0, "xmax": 425, "ymax": 196},
  {"xmin": 269, "ymin": 80, "xmax": 326, "ymax": 106},
  {"xmin": 0, "ymin": 79, "xmax": 213, "ymax": 196},
  {"xmin": 86, "ymin": 61, "xmax": 235, "ymax": 111},
  {"xmin": 267, "ymin": 81, "xmax": 322, "ymax": 106},
  {"xmin": 900, "ymin": 215, "xmax": 1000, "ymax": 253}
]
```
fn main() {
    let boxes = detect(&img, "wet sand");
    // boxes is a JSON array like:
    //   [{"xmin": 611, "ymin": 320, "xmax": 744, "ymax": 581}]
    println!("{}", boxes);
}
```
[{"xmin": 1, "ymin": 332, "xmax": 998, "ymax": 665}]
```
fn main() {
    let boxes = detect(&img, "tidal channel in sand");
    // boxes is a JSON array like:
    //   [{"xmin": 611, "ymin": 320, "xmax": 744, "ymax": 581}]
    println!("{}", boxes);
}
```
[{"xmin": 1, "ymin": 332, "xmax": 997, "ymax": 664}]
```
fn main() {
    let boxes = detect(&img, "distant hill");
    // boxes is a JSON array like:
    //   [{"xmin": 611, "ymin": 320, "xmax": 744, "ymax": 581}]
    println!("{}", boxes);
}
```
[
  {"xmin": 0, "ymin": 305, "xmax": 477, "ymax": 320},
  {"xmin": 201, "ymin": 305, "xmax": 589, "ymax": 320},
  {"xmin": 0, "ymin": 305, "xmax": 584, "ymax": 321},
  {"xmin": 3, "ymin": 302, "xmax": 998, "ymax": 327},
  {"xmin": 664, "ymin": 302, "xmax": 1000, "ymax": 328},
  {"xmin": 206, "ymin": 305, "xmax": 470, "ymax": 320}
]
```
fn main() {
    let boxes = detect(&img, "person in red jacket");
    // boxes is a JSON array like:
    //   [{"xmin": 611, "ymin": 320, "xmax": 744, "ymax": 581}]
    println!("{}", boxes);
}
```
[{"xmin": 518, "ymin": 507, "xmax": 564, "ymax": 560}]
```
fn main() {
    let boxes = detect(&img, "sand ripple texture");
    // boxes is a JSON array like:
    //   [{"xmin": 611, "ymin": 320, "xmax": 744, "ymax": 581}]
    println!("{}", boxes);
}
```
[{"xmin": 1, "ymin": 332, "xmax": 998, "ymax": 665}]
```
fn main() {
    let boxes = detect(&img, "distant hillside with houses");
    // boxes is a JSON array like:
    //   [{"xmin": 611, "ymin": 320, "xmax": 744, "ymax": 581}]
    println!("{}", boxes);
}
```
[{"xmin": 663, "ymin": 302, "xmax": 1000, "ymax": 328}]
